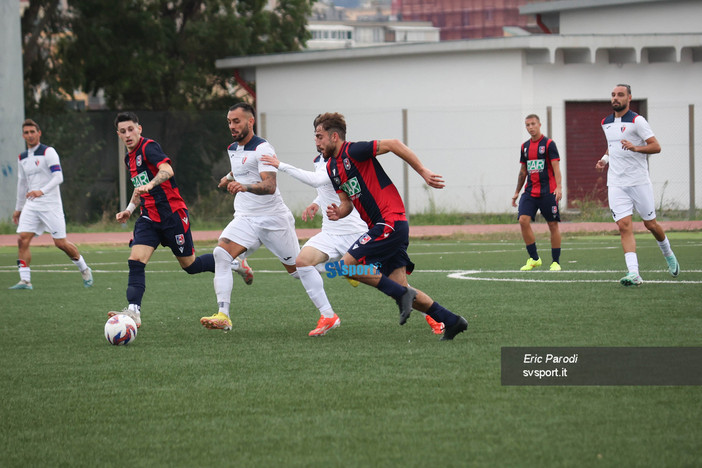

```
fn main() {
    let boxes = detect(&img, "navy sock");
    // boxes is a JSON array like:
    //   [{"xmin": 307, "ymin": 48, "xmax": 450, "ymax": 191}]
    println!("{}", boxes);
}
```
[
  {"xmin": 127, "ymin": 260, "xmax": 146, "ymax": 306},
  {"xmin": 427, "ymin": 302, "xmax": 458, "ymax": 327},
  {"xmin": 552, "ymin": 248, "xmax": 561, "ymax": 264},
  {"xmin": 526, "ymin": 243, "xmax": 538, "ymax": 260},
  {"xmin": 184, "ymin": 253, "xmax": 215, "ymax": 274},
  {"xmin": 377, "ymin": 275, "xmax": 406, "ymax": 301}
]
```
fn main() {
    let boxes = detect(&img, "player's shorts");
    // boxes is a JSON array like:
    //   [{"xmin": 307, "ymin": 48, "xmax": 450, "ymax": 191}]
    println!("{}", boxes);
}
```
[
  {"xmin": 518, "ymin": 192, "xmax": 561, "ymax": 222},
  {"xmin": 17, "ymin": 208, "xmax": 67, "ymax": 238},
  {"xmin": 303, "ymin": 230, "xmax": 367, "ymax": 263},
  {"xmin": 608, "ymin": 184, "xmax": 656, "ymax": 222},
  {"xmin": 347, "ymin": 220, "xmax": 415, "ymax": 276},
  {"xmin": 132, "ymin": 208, "xmax": 195, "ymax": 257},
  {"xmin": 220, "ymin": 211, "xmax": 300, "ymax": 266}
]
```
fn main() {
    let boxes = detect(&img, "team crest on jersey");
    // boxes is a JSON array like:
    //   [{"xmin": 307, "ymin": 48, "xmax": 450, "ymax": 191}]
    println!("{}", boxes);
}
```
[
  {"xmin": 539, "ymin": 146, "xmax": 545, "ymax": 154},
  {"xmin": 333, "ymin": 177, "xmax": 341, "ymax": 185},
  {"xmin": 359, "ymin": 234, "xmax": 371, "ymax": 245},
  {"xmin": 136, "ymin": 155, "xmax": 142, "ymax": 166},
  {"xmin": 343, "ymin": 158, "xmax": 351, "ymax": 170},
  {"xmin": 242, "ymin": 156, "xmax": 247, "ymax": 164},
  {"xmin": 621, "ymin": 126, "xmax": 626, "ymax": 133},
  {"xmin": 175, "ymin": 234, "xmax": 185, "ymax": 245},
  {"xmin": 35, "ymin": 160, "xmax": 40, "ymax": 166}
]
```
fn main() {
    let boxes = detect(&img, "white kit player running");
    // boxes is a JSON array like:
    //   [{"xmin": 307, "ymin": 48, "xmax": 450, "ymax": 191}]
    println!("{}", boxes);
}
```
[
  {"xmin": 201, "ymin": 103, "xmax": 300, "ymax": 331},
  {"xmin": 595, "ymin": 84, "xmax": 680, "ymax": 286},
  {"xmin": 9, "ymin": 119, "xmax": 93, "ymax": 290}
]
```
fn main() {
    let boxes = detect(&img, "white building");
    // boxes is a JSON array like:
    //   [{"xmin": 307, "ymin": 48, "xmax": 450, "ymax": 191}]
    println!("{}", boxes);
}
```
[{"xmin": 217, "ymin": 0, "xmax": 702, "ymax": 215}]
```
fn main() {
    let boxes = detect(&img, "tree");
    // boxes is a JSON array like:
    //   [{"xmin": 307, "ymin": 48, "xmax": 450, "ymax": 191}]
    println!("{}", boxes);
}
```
[{"xmin": 55, "ymin": 0, "xmax": 314, "ymax": 110}]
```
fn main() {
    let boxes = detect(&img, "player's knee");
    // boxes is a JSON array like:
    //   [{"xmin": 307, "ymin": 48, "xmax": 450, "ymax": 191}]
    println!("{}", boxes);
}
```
[
  {"xmin": 213, "ymin": 245, "xmax": 233, "ymax": 263},
  {"xmin": 182, "ymin": 260, "xmax": 200, "ymax": 274}
]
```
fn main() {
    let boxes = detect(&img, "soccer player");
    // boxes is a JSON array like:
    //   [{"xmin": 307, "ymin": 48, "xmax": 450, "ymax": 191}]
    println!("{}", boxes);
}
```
[
  {"xmin": 318, "ymin": 112, "xmax": 467, "ymax": 341},
  {"xmin": 9, "ymin": 119, "xmax": 93, "ymax": 290},
  {"xmin": 107, "ymin": 112, "xmax": 218, "ymax": 327},
  {"xmin": 595, "ymin": 84, "xmax": 680, "ymax": 286},
  {"xmin": 511, "ymin": 114, "xmax": 563, "ymax": 271},
  {"xmin": 200, "ymin": 103, "xmax": 300, "ymax": 331}
]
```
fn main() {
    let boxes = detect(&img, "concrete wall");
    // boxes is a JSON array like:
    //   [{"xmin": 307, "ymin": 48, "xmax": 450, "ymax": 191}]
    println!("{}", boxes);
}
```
[
  {"xmin": 0, "ymin": 0, "xmax": 25, "ymax": 220},
  {"xmin": 248, "ymin": 42, "xmax": 701, "ymax": 214}
]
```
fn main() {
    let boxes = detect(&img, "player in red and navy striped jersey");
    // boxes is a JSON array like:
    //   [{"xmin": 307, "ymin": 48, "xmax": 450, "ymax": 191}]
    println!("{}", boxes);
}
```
[
  {"xmin": 511, "ymin": 114, "xmax": 563, "ymax": 272},
  {"xmin": 107, "ymin": 112, "xmax": 216, "ymax": 327},
  {"xmin": 318, "ymin": 112, "xmax": 467, "ymax": 341}
]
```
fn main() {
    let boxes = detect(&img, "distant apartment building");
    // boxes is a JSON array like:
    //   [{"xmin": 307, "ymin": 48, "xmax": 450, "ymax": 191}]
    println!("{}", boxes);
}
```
[{"xmin": 391, "ymin": 0, "xmax": 535, "ymax": 40}]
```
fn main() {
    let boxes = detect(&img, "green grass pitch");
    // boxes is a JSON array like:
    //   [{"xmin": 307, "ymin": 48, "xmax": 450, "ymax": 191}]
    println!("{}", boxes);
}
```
[{"xmin": 1, "ymin": 232, "xmax": 700, "ymax": 467}]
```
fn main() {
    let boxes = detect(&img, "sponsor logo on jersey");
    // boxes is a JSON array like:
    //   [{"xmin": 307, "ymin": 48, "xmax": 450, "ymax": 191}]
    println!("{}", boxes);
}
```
[
  {"xmin": 175, "ymin": 234, "xmax": 185, "ymax": 245},
  {"xmin": 340, "ymin": 176, "xmax": 361, "ymax": 198},
  {"xmin": 526, "ymin": 160, "xmax": 545, "ymax": 173},
  {"xmin": 182, "ymin": 215, "xmax": 189, "ymax": 225},
  {"xmin": 131, "ymin": 172, "xmax": 150, "ymax": 188},
  {"xmin": 359, "ymin": 234, "xmax": 371, "ymax": 245}
]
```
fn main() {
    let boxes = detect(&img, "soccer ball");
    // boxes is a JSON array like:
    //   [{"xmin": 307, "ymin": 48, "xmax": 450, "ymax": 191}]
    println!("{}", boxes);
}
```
[{"xmin": 104, "ymin": 314, "xmax": 138, "ymax": 345}]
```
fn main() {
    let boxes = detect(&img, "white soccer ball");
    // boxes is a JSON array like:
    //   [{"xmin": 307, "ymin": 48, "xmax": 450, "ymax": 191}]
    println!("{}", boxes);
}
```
[{"xmin": 104, "ymin": 314, "xmax": 138, "ymax": 345}]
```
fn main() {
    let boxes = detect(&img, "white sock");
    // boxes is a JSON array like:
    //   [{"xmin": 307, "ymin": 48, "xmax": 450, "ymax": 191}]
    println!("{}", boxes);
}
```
[
  {"xmin": 289, "ymin": 270, "xmax": 300, "ymax": 280},
  {"xmin": 19, "ymin": 266, "xmax": 31, "ymax": 283},
  {"xmin": 128, "ymin": 304, "xmax": 141, "ymax": 315},
  {"xmin": 656, "ymin": 237, "xmax": 673, "ymax": 257},
  {"xmin": 624, "ymin": 252, "xmax": 639, "ymax": 274},
  {"xmin": 72, "ymin": 255, "xmax": 88, "ymax": 272},
  {"xmin": 213, "ymin": 246, "xmax": 234, "ymax": 317},
  {"xmin": 298, "ymin": 266, "xmax": 335, "ymax": 318}
]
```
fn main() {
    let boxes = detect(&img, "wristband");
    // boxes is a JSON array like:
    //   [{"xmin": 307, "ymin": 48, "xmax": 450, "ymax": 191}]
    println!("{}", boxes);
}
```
[
  {"xmin": 226, "ymin": 173, "xmax": 235, "ymax": 181},
  {"xmin": 126, "ymin": 202, "xmax": 137, "ymax": 214},
  {"xmin": 601, "ymin": 154, "xmax": 609, "ymax": 164}
]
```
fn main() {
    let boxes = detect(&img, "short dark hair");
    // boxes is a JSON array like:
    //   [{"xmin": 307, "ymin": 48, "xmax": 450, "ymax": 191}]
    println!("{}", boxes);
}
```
[
  {"xmin": 22, "ymin": 119, "xmax": 40, "ymax": 131},
  {"xmin": 229, "ymin": 102, "xmax": 256, "ymax": 117},
  {"xmin": 525, "ymin": 114, "xmax": 540, "ymax": 122},
  {"xmin": 616, "ymin": 83, "xmax": 632, "ymax": 95},
  {"xmin": 114, "ymin": 111, "xmax": 140, "ymax": 128},
  {"xmin": 315, "ymin": 112, "xmax": 347, "ymax": 140}
]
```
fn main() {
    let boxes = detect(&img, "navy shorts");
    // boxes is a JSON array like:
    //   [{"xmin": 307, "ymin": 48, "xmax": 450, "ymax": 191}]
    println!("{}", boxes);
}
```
[
  {"xmin": 347, "ymin": 220, "xmax": 415, "ymax": 276},
  {"xmin": 518, "ymin": 192, "xmax": 561, "ymax": 222},
  {"xmin": 131, "ymin": 208, "xmax": 195, "ymax": 257}
]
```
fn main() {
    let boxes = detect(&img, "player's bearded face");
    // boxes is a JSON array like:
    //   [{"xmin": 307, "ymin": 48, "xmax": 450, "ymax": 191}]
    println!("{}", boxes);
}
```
[
  {"xmin": 611, "ymin": 87, "xmax": 629, "ymax": 112},
  {"xmin": 232, "ymin": 124, "xmax": 249, "ymax": 142}
]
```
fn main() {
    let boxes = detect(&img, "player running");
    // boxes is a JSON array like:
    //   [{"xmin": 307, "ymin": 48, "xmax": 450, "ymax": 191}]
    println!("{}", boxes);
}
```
[{"xmin": 318, "ymin": 112, "xmax": 467, "ymax": 341}]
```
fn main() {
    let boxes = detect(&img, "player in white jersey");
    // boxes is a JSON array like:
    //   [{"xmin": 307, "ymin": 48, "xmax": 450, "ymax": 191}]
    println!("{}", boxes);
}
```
[
  {"xmin": 595, "ymin": 84, "xmax": 680, "ymax": 286},
  {"xmin": 9, "ymin": 119, "xmax": 93, "ymax": 290},
  {"xmin": 201, "ymin": 103, "xmax": 300, "ymax": 331}
]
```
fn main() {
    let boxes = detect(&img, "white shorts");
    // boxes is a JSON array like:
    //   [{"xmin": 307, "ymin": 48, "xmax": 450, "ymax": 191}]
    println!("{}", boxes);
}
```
[
  {"xmin": 220, "ymin": 212, "xmax": 300, "ymax": 265},
  {"xmin": 17, "ymin": 208, "xmax": 67, "ymax": 238},
  {"xmin": 608, "ymin": 184, "xmax": 656, "ymax": 222},
  {"xmin": 303, "ymin": 230, "xmax": 366, "ymax": 263}
]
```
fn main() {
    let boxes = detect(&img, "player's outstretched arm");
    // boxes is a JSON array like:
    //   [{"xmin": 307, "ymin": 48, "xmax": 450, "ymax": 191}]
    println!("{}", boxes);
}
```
[
  {"xmin": 377, "ymin": 139, "xmax": 444, "ymax": 189},
  {"xmin": 116, "ymin": 190, "xmax": 140, "ymax": 223}
]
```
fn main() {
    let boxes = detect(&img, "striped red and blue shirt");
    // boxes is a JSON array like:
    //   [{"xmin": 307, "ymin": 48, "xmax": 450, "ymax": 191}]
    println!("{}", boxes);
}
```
[
  {"xmin": 326, "ymin": 140, "xmax": 406, "ymax": 228},
  {"xmin": 125, "ymin": 137, "xmax": 187, "ymax": 222},
  {"xmin": 519, "ymin": 136, "xmax": 560, "ymax": 198}
]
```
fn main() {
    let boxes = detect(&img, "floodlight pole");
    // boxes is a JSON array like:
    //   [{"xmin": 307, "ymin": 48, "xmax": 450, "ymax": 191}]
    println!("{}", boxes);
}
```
[{"xmin": 689, "ymin": 104, "xmax": 696, "ymax": 219}]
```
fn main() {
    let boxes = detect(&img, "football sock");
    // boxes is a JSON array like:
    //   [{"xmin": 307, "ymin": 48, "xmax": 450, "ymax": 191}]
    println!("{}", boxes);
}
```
[
  {"xmin": 298, "ymin": 266, "xmax": 335, "ymax": 318},
  {"xmin": 183, "ymin": 253, "xmax": 215, "ymax": 274},
  {"xmin": 72, "ymin": 255, "xmax": 88, "ymax": 272},
  {"xmin": 218, "ymin": 302, "xmax": 230, "ymax": 317},
  {"xmin": 526, "ymin": 243, "xmax": 538, "ymax": 261},
  {"xmin": 17, "ymin": 259, "xmax": 30, "ymax": 282},
  {"xmin": 377, "ymin": 275, "xmax": 406, "ymax": 301},
  {"xmin": 213, "ymin": 246, "xmax": 234, "ymax": 307},
  {"xmin": 656, "ymin": 237, "xmax": 673, "ymax": 257},
  {"xmin": 289, "ymin": 270, "xmax": 300, "ymax": 280},
  {"xmin": 624, "ymin": 251, "xmax": 639, "ymax": 274},
  {"xmin": 126, "ymin": 260, "xmax": 146, "ymax": 307},
  {"xmin": 427, "ymin": 302, "xmax": 458, "ymax": 327},
  {"xmin": 552, "ymin": 248, "xmax": 561, "ymax": 264}
]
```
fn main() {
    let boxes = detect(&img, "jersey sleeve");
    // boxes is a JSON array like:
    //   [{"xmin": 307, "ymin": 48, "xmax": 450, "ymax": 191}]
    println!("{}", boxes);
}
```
[
  {"xmin": 326, "ymin": 160, "xmax": 342, "ymax": 193},
  {"xmin": 15, "ymin": 159, "xmax": 27, "ymax": 211},
  {"xmin": 278, "ymin": 161, "xmax": 330, "ymax": 188},
  {"xmin": 346, "ymin": 141, "xmax": 377, "ymax": 162},
  {"xmin": 256, "ymin": 142, "xmax": 278, "ymax": 174},
  {"xmin": 547, "ymin": 140, "xmax": 560, "ymax": 161},
  {"xmin": 519, "ymin": 143, "xmax": 527, "ymax": 164},
  {"xmin": 144, "ymin": 140, "xmax": 171, "ymax": 167},
  {"xmin": 634, "ymin": 116, "xmax": 655, "ymax": 141}
]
